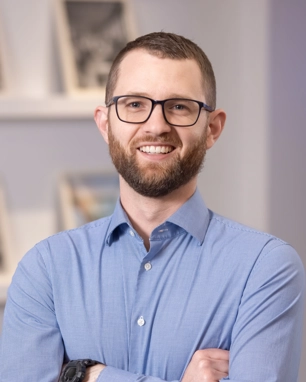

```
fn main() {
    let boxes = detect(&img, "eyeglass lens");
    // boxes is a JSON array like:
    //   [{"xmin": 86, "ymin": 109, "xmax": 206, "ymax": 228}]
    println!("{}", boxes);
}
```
[{"xmin": 116, "ymin": 96, "xmax": 200, "ymax": 126}]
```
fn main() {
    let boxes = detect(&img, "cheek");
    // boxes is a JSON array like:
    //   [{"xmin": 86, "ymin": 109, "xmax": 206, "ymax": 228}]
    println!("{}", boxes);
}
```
[
  {"xmin": 110, "ymin": 127, "xmax": 141, "ymax": 158},
  {"xmin": 109, "ymin": 118, "xmax": 135, "ymax": 144},
  {"xmin": 180, "ymin": 130, "xmax": 203, "ymax": 148}
]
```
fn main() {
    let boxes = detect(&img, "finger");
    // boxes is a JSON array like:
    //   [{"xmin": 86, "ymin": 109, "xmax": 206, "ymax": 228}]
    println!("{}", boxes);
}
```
[
  {"xmin": 196, "ymin": 348, "xmax": 229, "ymax": 360},
  {"xmin": 197, "ymin": 357, "xmax": 229, "ymax": 373},
  {"xmin": 196, "ymin": 362, "xmax": 228, "ymax": 382},
  {"xmin": 209, "ymin": 359, "xmax": 229, "ymax": 374}
]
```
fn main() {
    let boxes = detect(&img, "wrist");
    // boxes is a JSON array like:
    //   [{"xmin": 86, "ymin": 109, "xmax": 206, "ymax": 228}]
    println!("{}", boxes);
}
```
[
  {"xmin": 60, "ymin": 359, "xmax": 103, "ymax": 382},
  {"xmin": 85, "ymin": 364, "xmax": 106, "ymax": 382}
]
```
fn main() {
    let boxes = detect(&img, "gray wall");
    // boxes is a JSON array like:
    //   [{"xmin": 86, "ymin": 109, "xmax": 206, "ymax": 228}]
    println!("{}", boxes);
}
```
[
  {"xmin": 0, "ymin": 0, "xmax": 305, "ymax": 380},
  {"xmin": 269, "ymin": 0, "xmax": 306, "ymax": 378}
]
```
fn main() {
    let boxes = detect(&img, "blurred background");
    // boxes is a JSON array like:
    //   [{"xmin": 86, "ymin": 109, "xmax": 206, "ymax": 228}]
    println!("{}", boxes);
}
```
[{"xmin": 0, "ymin": 0, "xmax": 305, "ymax": 379}]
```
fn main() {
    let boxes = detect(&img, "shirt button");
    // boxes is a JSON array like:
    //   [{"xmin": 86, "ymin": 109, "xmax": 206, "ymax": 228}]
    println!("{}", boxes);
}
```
[
  {"xmin": 129, "ymin": 230, "xmax": 135, "ymax": 237},
  {"xmin": 144, "ymin": 262, "xmax": 152, "ymax": 271},
  {"xmin": 137, "ymin": 316, "xmax": 145, "ymax": 326}
]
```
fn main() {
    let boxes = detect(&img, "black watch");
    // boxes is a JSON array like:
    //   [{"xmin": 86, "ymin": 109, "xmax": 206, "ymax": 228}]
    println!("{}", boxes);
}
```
[{"xmin": 59, "ymin": 359, "xmax": 101, "ymax": 382}]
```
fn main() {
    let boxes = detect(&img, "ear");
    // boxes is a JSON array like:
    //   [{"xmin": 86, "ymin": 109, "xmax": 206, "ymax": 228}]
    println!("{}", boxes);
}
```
[
  {"xmin": 205, "ymin": 108, "xmax": 226, "ymax": 150},
  {"xmin": 94, "ymin": 106, "xmax": 109, "ymax": 144}
]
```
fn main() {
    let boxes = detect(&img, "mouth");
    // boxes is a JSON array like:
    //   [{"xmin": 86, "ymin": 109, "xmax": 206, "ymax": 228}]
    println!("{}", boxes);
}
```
[{"xmin": 138, "ymin": 145, "xmax": 175, "ymax": 154}]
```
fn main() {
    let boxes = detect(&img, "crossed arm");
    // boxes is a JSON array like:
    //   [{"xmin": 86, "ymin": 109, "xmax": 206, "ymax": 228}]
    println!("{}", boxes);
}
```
[
  {"xmin": 82, "ymin": 349, "xmax": 229, "ymax": 382},
  {"xmin": 0, "ymin": 243, "xmax": 305, "ymax": 381},
  {"xmin": 68, "ymin": 243, "xmax": 306, "ymax": 382}
]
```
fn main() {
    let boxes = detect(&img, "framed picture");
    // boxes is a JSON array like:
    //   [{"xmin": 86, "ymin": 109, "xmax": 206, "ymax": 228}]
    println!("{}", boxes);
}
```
[
  {"xmin": 55, "ymin": 0, "xmax": 137, "ymax": 97},
  {"xmin": 58, "ymin": 171, "xmax": 120, "ymax": 230},
  {"xmin": 0, "ymin": 49, "xmax": 4, "ymax": 92},
  {"xmin": 0, "ymin": 19, "xmax": 8, "ymax": 94}
]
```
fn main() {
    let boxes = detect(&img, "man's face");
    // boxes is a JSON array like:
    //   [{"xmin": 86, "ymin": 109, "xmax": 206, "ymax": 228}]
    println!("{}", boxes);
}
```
[{"xmin": 106, "ymin": 49, "xmax": 210, "ymax": 197}]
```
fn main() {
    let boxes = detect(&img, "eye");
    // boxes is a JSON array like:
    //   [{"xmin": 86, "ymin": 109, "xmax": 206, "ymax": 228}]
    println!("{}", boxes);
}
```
[
  {"xmin": 167, "ymin": 100, "xmax": 192, "ymax": 114},
  {"xmin": 173, "ymin": 104, "xmax": 186, "ymax": 110},
  {"xmin": 129, "ymin": 101, "xmax": 141, "ymax": 108},
  {"xmin": 124, "ymin": 98, "xmax": 148, "ymax": 109}
]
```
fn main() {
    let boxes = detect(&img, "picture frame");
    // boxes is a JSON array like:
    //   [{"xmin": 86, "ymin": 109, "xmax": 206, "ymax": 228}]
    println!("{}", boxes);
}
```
[
  {"xmin": 0, "ymin": 18, "xmax": 9, "ymax": 94},
  {"xmin": 55, "ymin": 0, "xmax": 137, "ymax": 97},
  {"xmin": 0, "ymin": 49, "xmax": 4, "ymax": 93},
  {"xmin": 58, "ymin": 170, "xmax": 120, "ymax": 230}
]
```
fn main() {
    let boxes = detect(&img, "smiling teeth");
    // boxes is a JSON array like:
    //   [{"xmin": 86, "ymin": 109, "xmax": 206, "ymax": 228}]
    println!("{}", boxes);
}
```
[{"xmin": 139, "ymin": 146, "xmax": 173, "ymax": 154}]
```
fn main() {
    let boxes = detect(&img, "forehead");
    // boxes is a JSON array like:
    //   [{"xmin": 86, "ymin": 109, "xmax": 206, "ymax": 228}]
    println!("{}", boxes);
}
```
[{"xmin": 114, "ymin": 49, "xmax": 205, "ymax": 99}]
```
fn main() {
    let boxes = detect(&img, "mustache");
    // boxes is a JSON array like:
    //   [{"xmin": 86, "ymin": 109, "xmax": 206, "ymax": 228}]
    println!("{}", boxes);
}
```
[{"xmin": 131, "ymin": 133, "xmax": 182, "ymax": 148}]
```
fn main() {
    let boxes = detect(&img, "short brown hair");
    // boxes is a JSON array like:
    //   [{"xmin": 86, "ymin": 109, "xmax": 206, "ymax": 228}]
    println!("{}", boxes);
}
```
[{"xmin": 105, "ymin": 32, "xmax": 216, "ymax": 109}]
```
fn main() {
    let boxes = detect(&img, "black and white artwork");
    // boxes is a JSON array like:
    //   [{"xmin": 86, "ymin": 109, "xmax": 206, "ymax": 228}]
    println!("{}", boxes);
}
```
[{"xmin": 56, "ymin": 0, "xmax": 136, "ymax": 94}]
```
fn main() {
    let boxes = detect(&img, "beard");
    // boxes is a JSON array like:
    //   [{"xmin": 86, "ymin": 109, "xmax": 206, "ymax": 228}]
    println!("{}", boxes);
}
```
[{"xmin": 108, "ymin": 123, "xmax": 208, "ymax": 197}]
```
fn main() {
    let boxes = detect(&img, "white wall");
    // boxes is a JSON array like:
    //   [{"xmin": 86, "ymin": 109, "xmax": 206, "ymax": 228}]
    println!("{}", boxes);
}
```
[
  {"xmin": 0, "ymin": 0, "xmax": 271, "ymax": 256},
  {"xmin": 0, "ymin": 0, "xmax": 305, "ymax": 380},
  {"xmin": 132, "ymin": 0, "xmax": 270, "ymax": 231}
]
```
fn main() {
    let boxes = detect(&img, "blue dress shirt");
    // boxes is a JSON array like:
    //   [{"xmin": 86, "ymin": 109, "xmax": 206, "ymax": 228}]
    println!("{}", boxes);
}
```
[{"xmin": 0, "ymin": 189, "xmax": 305, "ymax": 381}]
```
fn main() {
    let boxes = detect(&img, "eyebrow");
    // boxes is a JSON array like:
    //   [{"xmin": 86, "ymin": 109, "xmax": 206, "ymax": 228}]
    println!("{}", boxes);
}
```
[{"xmin": 122, "ymin": 91, "xmax": 200, "ymax": 100}]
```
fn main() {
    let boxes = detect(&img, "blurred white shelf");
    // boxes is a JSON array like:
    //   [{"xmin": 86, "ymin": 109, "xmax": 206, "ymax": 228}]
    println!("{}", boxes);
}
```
[{"xmin": 0, "ymin": 95, "xmax": 104, "ymax": 120}]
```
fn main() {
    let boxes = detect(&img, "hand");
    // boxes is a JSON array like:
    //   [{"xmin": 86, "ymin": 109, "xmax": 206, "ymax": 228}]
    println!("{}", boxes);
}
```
[
  {"xmin": 83, "ymin": 363, "xmax": 106, "ymax": 382},
  {"xmin": 181, "ymin": 348, "xmax": 229, "ymax": 382}
]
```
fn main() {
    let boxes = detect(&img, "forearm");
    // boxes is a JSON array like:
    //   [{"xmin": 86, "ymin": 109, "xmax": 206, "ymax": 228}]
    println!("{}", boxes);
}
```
[
  {"xmin": 96, "ymin": 366, "xmax": 179, "ymax": 382},
  {"xmin": 92, "ymin": 348, "xmax": 229, "ymax": 382}
]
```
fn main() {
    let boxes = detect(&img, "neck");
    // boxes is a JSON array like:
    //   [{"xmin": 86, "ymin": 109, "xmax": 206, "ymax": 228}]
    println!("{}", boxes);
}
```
[{"xmin": 119, "ymin": 177, "xmax": 197, "ymax": 250}]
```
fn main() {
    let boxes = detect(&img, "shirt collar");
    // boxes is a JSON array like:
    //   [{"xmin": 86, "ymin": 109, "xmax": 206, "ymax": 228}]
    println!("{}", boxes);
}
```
[
  {"xmin": 106, "ymin": 188, "xmax": 210, "ymax": 246},
  {"xmin": 106, "ymin": 199, "xmax": 130, "ymax": 245},
  {"xmin": 166, "ymin": 188, "xmax": 210, "ymax": 245}
]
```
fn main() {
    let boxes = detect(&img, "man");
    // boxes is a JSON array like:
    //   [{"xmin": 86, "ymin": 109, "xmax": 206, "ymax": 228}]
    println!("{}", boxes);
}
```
[{"xmin": 0, "ymin": 32, "xmax": 304, "ymax": 382}]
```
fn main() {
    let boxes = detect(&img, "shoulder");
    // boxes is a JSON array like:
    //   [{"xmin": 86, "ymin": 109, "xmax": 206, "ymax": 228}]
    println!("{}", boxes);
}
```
[
  {"xmin": 21, "ymin": 216, "xmax": 112, "ymax": 269},
  {"xmin": 208, "ymin": 210, "xmax": 285, "ymax": 246},
  {"xmin": 207, "ymin": 211, "xmax": 305, "ymax": 298},
  {"xmin": 8, "ymin": 217, "xmax": 113, "ymax": 302},
  {"xmin": 209, "ymin": 211, "xmax": 281, "ymax": 241},
  {"xmin": 43, "ymin": 216, "xmax": 110, "ymax": 244},
  {"xmin": 207, "ymin": 210, "xmax": 304, "ymax": 272}
]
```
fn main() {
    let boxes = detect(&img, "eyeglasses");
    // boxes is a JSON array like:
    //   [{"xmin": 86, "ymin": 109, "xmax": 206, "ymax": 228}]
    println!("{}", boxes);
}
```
[{"xmin": 106, "ymin": 95, "xmax": 214, "ymax": 127}]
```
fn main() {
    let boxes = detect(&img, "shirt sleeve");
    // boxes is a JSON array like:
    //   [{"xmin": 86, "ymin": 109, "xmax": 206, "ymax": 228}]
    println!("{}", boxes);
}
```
[
  {"xmin": 0, "ymin": 246, "xmax": 64, "ymax": 381},
  {"xmin": 224, "ymin": 242, "xmax": 305, "ymax": 382},
  {"xmin": 0, "ymin": 245, "xmax": 179, "ymax": 382},
  {"xmin": 97, "ymin": 367, "xmax": 179, "ymax": 382},
  {"xmin": 1, "ymin": 241, "xmax": 304, "ymax": 382},
  {"xmin": 95, "ymin": 242, "xmax": 305, "ymax": 382}
]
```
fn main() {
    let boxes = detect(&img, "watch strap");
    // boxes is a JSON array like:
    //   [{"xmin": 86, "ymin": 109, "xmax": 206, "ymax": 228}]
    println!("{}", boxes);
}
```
[{"xmin": 60, "ymin": 359, "xmax": 101, "ymax": 382}]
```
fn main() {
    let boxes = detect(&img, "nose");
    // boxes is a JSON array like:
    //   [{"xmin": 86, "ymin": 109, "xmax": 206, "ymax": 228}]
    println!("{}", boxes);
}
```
[{"xmin": 142, "ymin": 103, "xmax": 172, "ymax": 135}]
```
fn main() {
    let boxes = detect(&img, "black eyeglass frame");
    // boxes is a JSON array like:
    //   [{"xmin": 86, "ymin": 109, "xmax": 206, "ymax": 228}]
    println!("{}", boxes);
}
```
[{"xmin": 106, "ymin": 95, "xmax": 215, "ymax": 127}]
